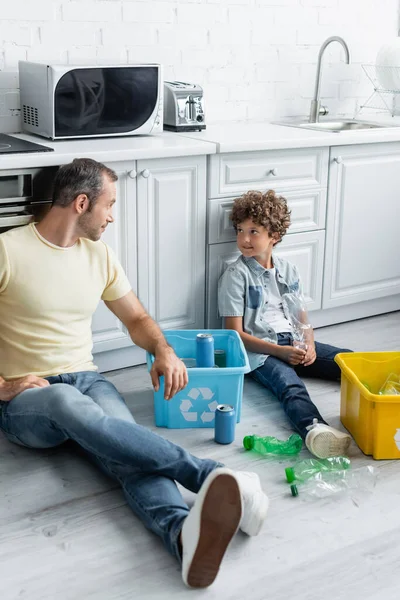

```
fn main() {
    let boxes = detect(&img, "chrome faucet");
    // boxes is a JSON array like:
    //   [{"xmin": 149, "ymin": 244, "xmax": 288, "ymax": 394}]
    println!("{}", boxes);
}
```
[{"xmin": 309, "ymin": 36, "xmax": 350, "ymax": 123}]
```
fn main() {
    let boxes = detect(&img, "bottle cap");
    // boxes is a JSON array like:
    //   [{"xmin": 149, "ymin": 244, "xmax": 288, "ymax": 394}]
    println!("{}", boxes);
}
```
[
  {"xmin": 290, "ymin": 484, "xmax": 299, "ymax": 497},
  {"xmin": 285, "ymin": 467, "xmax": 295, "ymax": 483},
  {"xmin": 243, "ymin": 435, "xmax": 254, "ymax": 450}
]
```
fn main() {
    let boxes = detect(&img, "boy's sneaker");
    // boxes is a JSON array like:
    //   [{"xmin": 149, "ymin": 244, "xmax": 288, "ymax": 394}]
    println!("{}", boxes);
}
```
[
  {"xmin": 305, "ymin": 419, "xmax": 352, "ymax": 458},
  {"xmin": 181, "ymin": 468, "xmax": 242, "ymax": 588}
]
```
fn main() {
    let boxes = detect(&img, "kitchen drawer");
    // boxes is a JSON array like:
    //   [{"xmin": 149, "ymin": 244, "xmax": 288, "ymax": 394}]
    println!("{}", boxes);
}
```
[
  {"xmin": 208, "ymin": 147, "xmax": 329, "ymax": 198},
  {"xmin": 208, "ymin": 188, "xmax": 327, "ymax": 244}
]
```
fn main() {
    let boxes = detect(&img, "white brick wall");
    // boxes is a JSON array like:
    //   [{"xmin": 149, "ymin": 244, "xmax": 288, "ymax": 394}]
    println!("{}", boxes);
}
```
[{"xmin": 0, "ymin": 0, "xmax": 398, "ymax": 133}]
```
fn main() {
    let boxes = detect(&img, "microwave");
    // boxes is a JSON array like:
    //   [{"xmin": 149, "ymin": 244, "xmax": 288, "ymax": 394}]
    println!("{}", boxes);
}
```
[{"xmin": 18, "ymin": 61, "xmax": 163, "ymax": 140}]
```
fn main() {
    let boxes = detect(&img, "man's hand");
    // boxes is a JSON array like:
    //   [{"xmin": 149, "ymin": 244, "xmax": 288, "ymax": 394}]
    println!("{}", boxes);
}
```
[
  {"xmin": 302, "ymin": 343, "xmax": 317, "ymax": 367},
  {"xmin": 276, "ymin": 345, "xmax": 306, "ymax": 366},
  {"xmin": 0, "ymin": 374, "xmax": 50, "ymax": 402},
  {"xmin": 150, "ymin": 347, "xmax": 188, "ymax": 400}
]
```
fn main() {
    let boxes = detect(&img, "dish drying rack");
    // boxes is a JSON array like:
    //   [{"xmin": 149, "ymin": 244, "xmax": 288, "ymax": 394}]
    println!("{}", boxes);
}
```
[{"xmin": 358, "ymin": 64, "xmax": 400, "ymax": 117}]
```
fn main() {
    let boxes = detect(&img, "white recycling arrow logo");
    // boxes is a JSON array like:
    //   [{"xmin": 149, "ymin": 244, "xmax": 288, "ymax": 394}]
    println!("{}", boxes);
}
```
[{"xmin": 180, "ymin": 388, "xmax": 217, "ymax": 423}]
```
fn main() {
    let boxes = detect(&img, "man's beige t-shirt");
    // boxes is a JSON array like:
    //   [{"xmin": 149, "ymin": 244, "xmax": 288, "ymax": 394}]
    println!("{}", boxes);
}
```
[{"xmin": 0, "ymin": 223, "xmax": 132, "ymax": 380}]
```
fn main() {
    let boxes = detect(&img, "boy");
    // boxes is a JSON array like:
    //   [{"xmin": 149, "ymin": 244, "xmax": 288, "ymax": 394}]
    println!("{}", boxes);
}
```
[{"xmin": 218, "ymin": 189, "xmax": 352, "ymax": 459}]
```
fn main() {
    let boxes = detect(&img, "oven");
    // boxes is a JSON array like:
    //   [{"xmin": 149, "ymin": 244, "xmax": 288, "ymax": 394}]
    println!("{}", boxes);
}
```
[{"xmin": 0, "ymin": 168, "xmax": 57, "ymax": 234}]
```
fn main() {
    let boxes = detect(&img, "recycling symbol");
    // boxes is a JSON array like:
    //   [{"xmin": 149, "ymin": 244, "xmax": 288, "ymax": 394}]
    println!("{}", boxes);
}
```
[{"xmin": 180, "ymin": 387, "xmax": 218, "ymax": 423}]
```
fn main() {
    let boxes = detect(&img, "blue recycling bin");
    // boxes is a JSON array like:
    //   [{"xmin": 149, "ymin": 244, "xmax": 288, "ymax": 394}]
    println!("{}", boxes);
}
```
[{"xmin": 146, "ymin": 329, "xmax": 250, "ymax": 428}]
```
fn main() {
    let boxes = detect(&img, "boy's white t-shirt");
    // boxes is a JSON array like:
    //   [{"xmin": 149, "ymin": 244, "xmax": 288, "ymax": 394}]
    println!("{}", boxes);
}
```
[
  {"xmin": 263, "ymin": 268, "xmax": 292, "ymax": 334},
  {"xmin": 0, "ymin": 223, "xmax": 132, "ymax": 380}
]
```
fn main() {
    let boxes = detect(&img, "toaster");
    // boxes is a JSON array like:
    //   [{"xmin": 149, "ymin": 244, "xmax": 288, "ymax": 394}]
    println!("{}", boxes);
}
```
[{"xmin": 163, "ymin": 81, "xmax": 205, "ymax": 132}]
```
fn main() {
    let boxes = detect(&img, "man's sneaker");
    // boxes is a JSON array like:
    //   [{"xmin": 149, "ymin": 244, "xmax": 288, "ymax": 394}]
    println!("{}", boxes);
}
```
[
  {"xmin": 305, "ymin": 419, "xmax": 352, "ymax": 458},
  {"xmin": 233, "ymin": 471, "xmax": 269, "ymax": 536},
  {"xmin": 181, "ymin": 468, "xmax": 242, "ymax": 588}
]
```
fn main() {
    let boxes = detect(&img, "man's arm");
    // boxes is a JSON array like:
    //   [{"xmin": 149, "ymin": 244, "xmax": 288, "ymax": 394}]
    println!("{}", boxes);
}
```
[{"xmin": 105, "ymin": 291, "xmax": 188, "ymax": 400}]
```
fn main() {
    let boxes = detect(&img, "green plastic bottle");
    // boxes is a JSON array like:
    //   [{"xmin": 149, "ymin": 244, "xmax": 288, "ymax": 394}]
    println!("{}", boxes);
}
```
[
  {"xmin": 243, "ymin": 433, "xmax": 303, "ymax": 456},
  {"xmin": 285, "ymin": 456, "xmax": 351, "ymax": 484}
]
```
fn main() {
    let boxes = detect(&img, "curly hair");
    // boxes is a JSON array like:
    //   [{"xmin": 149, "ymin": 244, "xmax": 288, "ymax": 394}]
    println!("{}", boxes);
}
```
[{"xmin": 231, "ymin": 190, "xmax": 291, "ymax": 242}]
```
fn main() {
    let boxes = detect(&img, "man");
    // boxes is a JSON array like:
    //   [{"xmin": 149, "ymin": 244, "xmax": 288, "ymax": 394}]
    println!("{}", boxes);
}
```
[{"xmin": 0, "ymin": 158, "xmax": 269, "ymax": 589}]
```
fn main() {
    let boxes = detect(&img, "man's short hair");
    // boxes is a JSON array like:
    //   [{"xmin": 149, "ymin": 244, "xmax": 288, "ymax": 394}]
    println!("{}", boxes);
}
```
[{"xmin": 52, "ymin": 158, "xmax": 118, "ymax": 210}]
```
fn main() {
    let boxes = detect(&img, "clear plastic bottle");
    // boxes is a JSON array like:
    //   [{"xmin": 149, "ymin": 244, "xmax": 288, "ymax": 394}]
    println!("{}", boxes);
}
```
[
  {"xmin": 243, "ymin": 433, "xmax": 303, "ymax": 456},
  {"xmin": 290, "ymin": 465, "xmax": 376, "ymax": 499},
  {"xmin": 285, "ymin": 456, "xmax": 351, "ymax": 483}
]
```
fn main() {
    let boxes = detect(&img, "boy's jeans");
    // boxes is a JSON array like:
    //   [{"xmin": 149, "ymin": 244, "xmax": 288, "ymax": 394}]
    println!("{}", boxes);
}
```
[
  {"xmin": 251, "ymin": 333, "xmax": 352, "ymax": 439},
  {"xmin": 0, "ymin": 371, "xmax": 221, "ymax": 561}
]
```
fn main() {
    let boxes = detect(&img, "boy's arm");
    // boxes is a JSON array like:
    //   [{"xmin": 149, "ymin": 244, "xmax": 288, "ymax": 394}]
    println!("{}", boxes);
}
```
[
  {"xmin": 292, "ymin": 267, "xmax": 316, "ymax": 366},
  {"xmin": 225, "ymin": 316, "xmax": 306, "ymax": 366}
]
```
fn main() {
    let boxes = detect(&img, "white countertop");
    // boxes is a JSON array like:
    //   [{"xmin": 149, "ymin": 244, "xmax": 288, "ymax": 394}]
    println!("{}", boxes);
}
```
[
  {"xmin": 0, "ymin": 132, "xmax": 217, "ymax": 169},
  {"xmin": 177, "ymin": 118, "xmax": 400, "ymax": 153},
  {"xmin": 4, "ymin": 117, "xmax": 400, "ymax": 168}
]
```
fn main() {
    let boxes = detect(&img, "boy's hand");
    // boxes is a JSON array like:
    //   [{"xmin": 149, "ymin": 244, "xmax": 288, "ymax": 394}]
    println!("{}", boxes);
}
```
[
  {"xmin": 302, "ymin": 343, "xmax": 317, "ymax": 367},
  {"xmin": 276, "ymin": 345, "xmax": 306, "ymax": 366}
]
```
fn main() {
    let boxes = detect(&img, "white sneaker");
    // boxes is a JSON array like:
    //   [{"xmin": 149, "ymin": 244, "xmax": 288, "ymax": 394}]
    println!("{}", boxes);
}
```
[
  {"xmin": 181, "ymin": 468, "xmax": 242, "ymax": 588},
  {"xmin": 305, "ymin": 419, "xmax": 352, "ymax": 458},
  {"xmin": 234, "ymin": 471, "xmax": 269, "ymax": 536}
]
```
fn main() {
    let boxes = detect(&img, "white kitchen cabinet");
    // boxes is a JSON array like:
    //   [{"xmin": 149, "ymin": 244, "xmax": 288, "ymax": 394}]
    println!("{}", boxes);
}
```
[
  {"xmin": 136, "ymin": 155, "xmax": 207, "ymax": 330},
  {"xmin": 323, "ymin": 143, "xmax": 400, "ymax": 309},
  {"xmin": 93, "ymin": 155, "xmax": 207, "ymax": 369},
  {"xmin": 92, "ymin": 162, "xmax": 137, "ymax": 354},
  {"xmin": 207, "ymin": 230, "xmax": 325, "ymax": 329},
  {"xmin": 206, "ymin": 147, "xmax": 329, "ymax": 328}
]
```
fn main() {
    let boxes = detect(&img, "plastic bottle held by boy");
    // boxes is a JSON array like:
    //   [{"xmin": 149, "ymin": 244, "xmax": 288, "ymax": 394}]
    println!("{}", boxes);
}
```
[
  {"xmin": 214, "ymin": 404, "xmax": 236, "ymax": 444},
  {"xmin": 196, "ymin": 333, "xmax": 215, "ymax": 367}
]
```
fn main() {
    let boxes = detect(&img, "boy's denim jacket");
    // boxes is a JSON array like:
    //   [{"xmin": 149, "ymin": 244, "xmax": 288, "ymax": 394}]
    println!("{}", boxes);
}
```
[{"xmin": 218, "ymin": 254, "xmax": 304, "ymax": 371}]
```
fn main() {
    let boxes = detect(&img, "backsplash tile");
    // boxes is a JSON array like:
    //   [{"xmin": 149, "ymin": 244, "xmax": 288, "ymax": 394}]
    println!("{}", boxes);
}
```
[{"xmin": 0, "ymin": 0, "xmax": 398, "ymax": 133}]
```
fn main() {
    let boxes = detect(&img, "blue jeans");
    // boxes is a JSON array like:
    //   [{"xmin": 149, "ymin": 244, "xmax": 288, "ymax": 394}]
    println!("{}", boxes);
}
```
[
  {"xmin": 251, "ymin": 333, "xmax": 352, "ymax": 439},
  {"xmin": 0, "ymin": 371, "xmax": 221, "ymax": 561}
]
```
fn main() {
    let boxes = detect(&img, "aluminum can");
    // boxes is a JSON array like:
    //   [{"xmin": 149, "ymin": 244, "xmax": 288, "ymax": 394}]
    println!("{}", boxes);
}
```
[
  {"xmin": 196, "ymin": 333, "xmax": 214, "ymax": 367},
  {"xmin": 214, "ymin": 404, "xmax": 236, "ymax": 444},
  {"xmin": 214, "ymin": 349, "xmax": 226, "ymax": 368}
]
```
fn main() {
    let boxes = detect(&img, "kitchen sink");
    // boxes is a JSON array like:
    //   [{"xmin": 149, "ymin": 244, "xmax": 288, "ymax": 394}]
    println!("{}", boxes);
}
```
[{"xmin": 275, "ymin": 119, "xmax": 399, "ymax": 133}]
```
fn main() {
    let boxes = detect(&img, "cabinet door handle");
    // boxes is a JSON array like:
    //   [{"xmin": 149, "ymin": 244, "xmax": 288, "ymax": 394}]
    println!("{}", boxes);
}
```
[
  {"xmin": 334, "ymin": 156, "xmax": 343, "ymax": 164},
  {"xmin": 128, "ymin": 169, "xmax": 137, "ymax": 179},
  {"xmin": 269, "ymin": 168, "xmax": 278, "ymax": 176},
  {"xmin": 141, "ymin": 169, "xmax": 151, "ymax": 178}
]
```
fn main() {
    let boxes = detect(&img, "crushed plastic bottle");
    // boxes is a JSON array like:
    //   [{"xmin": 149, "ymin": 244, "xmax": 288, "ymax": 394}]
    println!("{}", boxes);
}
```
[
  {"xmin": 285, "ymin": 456, "xmax": 351, "ymax": 484},
  {"xmin": 282, "ymin": 292, "xmax": 313, "ymax": 350},
  {"xmin": 379, "ymin": 373, "xmax": 400, "ymax": 396},
  {"xmin": 290, "ymin": 465, "xmax": 377, "ymax": 500},
  {"xmin": 243, "ymin": 433, "xmax": 303, "ymax": 456}
]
